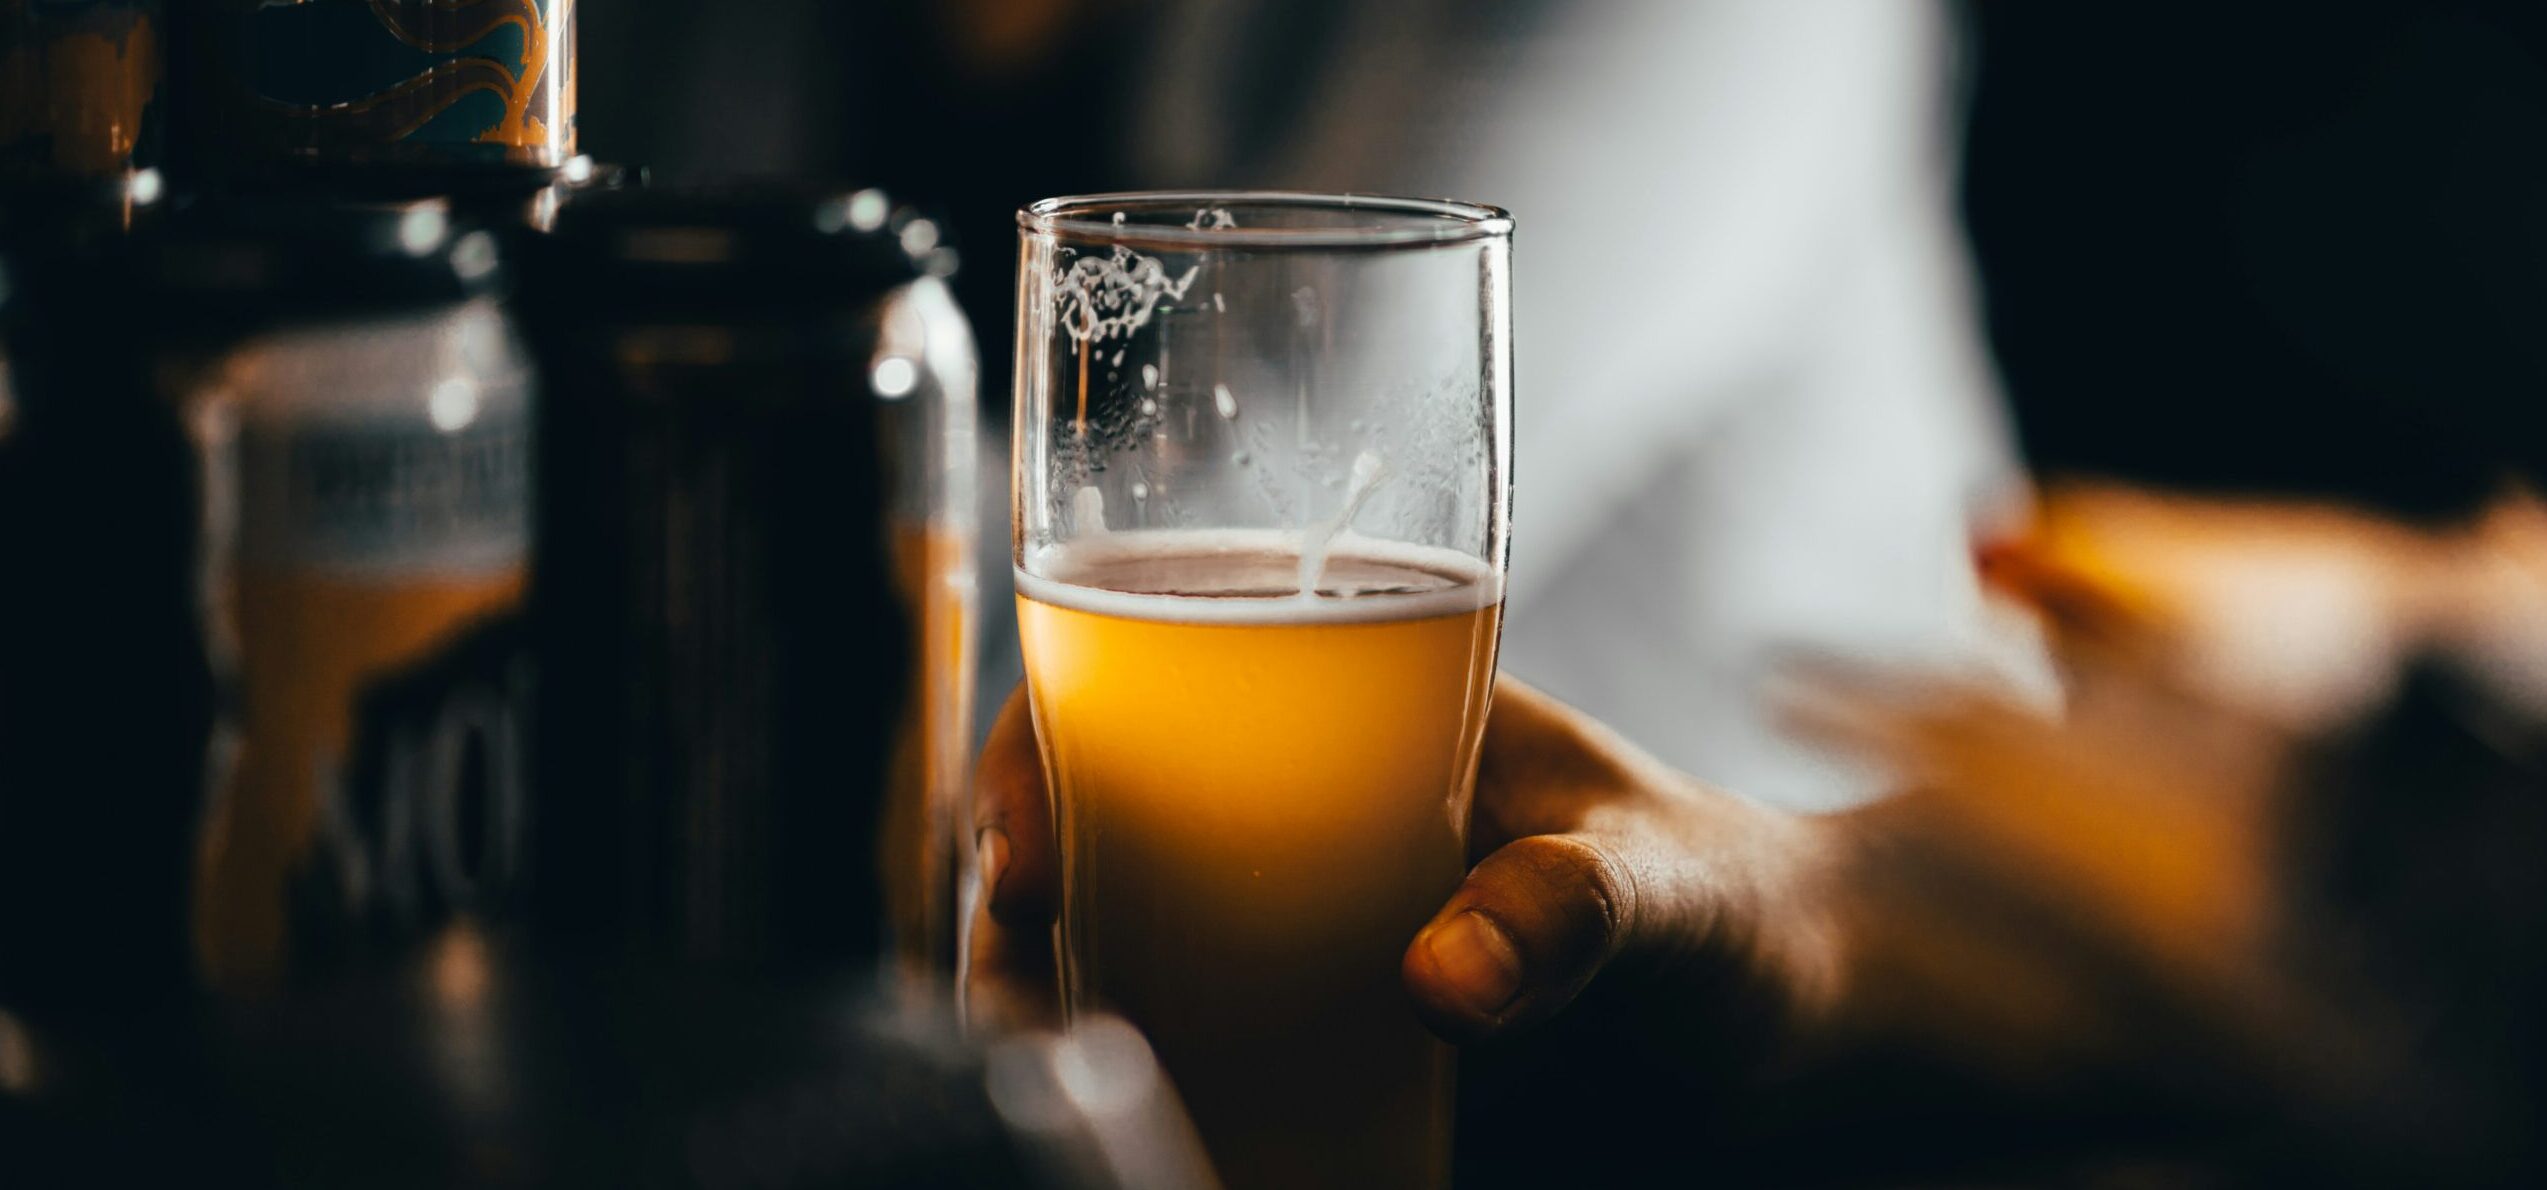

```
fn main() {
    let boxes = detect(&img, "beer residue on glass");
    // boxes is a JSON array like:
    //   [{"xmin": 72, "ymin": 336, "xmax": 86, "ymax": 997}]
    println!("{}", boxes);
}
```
[
  {"xmin": 1049, "ymin": 241, "xmax": 1197, "ymax": 435},
  {"xmin": 1297, "ymin": 451, "xmax": 1389, "ymax": 601}
]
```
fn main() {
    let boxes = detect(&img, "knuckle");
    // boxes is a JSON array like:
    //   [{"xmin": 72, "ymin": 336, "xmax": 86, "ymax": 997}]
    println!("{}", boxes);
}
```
[
  {"xmin": 1499, "ymin": 833, "xmax": 1639, "ymax": 957},
  {"xmin": 973, "ymin": 751, "xmax": 1049, "ymax": 833},
  {"xmin": 972, "ymin": 769, "xmax": 1025, "ymax": 826}
]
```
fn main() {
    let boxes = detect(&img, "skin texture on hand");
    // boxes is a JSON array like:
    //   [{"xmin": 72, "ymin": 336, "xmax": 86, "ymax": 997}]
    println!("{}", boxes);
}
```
[
  {"xmin": 965, "ymin": 674, "xmax": 1847, "ymax": 1058},
  {"xmin": 964, "ymin": 686, "xmax": 1064, "ymax": 1031},
  {"xmin": 1404, "ymin": 677, "xmax": 1846, "ymax": 1045}
]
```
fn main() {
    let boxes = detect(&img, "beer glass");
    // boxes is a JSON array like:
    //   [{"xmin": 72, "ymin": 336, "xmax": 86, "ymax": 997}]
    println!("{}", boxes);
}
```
[{"xmin": 1013, "ymin": 193, "xmax": 1512, "ymax": 1189}]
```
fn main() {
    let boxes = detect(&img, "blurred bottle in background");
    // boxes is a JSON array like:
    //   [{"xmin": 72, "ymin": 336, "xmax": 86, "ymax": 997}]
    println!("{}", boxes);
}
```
[
  {"xmin": 0, "ymin": 0, "xmax": 162, "ymax": 184},
  {"xmin": 184, "ymin": 201, "xmax": 536, "ymax": 992},
  {"xmin": 0, "ymin": 4, "xmax": 1145, "ymax": 1177},
  {"xmin": 8, "ymin": 181, "xmax": 985, "ymax": 999},
  {"xmin": 0, "ymin": 219, "xmax": 207, "ymax": 1028},
  {"xmin": 0, "ymin": 199, "xmax": 535, "ymax": 1005},
  {"xmin": 0, "ymin": 197, "xmax": 529, "ymax": 1189},
  {"xmin": 168, "ymin": 0, "xmax": 573, "ymax": 191},
  {"xmin": 166, "ymin": 0, "xmax": 590, "ymax": 228},
  {"xmin": 0, "ymin": 179, "xmax": 1170, "ymax": 1189},
  {"xmin": 516, "ymin": 184, "xmax": 977, "ymax": 980},
  {"xmin": 0, "ymin": 0, "xmax": 165, "ymax": 242}
]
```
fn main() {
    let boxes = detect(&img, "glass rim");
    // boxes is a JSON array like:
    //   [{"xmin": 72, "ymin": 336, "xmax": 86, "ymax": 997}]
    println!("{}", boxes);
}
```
[{"xmin": 1018, "ymin": 190, "xmax": 1513, "ymax": 251}]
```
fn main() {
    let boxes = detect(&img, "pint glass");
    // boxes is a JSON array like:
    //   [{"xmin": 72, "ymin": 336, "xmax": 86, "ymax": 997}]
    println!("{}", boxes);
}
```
[{"xmin": 1013, "ymin": 193, "xmax": 1512, "ymax": 1189}]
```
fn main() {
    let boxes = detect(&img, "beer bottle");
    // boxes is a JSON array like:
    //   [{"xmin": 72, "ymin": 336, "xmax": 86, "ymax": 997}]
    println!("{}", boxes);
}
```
[
  {"xmin": 515, "ymin": 185, "xmax": 978, "ymax": 976},
  {"xmin": 166, "ymin": 0, "xmax": 580, "ymax": 224}
]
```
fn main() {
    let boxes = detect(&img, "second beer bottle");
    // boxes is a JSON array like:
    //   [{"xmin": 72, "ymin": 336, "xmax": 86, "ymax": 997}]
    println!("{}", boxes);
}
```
[{"xmin": 516, "ymin": 186, "xmax": 980, "ymax": 975}]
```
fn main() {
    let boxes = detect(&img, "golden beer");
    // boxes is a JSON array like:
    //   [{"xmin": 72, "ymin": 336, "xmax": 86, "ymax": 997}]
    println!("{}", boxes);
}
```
[{"xmin": 1018, "ymin": 530, "xmax": 1501, "ymax": 1190}]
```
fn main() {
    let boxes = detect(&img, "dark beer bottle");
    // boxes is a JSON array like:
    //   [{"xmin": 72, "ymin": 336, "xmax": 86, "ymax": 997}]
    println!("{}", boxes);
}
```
[
  {"xmin": 166, "ymin": 0, "xmax": 579, "ymax": 223},
  {"xmin": 514, "ymin": 185, "xmax": 983, "ymax": 973}
]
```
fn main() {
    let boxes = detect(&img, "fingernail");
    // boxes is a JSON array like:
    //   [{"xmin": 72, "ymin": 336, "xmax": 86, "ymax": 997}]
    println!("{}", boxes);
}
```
[
  {"xmin": 1418, "ymin": 910, "xmax": 1524, "ymax": 1021},
  {"xmin": 977, "ymin": 828, "xmax": 1011, "ymax": 906}
]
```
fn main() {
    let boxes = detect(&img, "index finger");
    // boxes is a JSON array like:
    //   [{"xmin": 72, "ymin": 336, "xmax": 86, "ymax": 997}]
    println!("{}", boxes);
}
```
[
  {"xmin": 973, "ymin": 684, "xmax": 1060, "ymax": 926},
  {"xmin": 1468, "ymin": 676, "xmax": 1657, "ymax": 857}
]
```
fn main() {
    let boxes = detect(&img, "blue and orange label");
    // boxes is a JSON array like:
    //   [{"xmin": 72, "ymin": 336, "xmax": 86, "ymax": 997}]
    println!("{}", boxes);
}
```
[{"xmin": 212, "ymin": 0, "xmax": 575, "ymax": 170}]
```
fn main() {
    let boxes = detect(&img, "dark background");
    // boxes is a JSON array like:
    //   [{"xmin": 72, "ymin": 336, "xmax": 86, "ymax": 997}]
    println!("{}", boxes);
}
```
[{"xmin": 1963, "ymin": 0, "xmax": 2547, "ymax": 521}]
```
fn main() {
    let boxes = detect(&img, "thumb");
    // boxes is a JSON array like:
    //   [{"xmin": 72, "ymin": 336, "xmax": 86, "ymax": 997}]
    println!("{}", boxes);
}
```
[{"xmin": 1403, "ymin": 833, "xmax": 1638, "ymax": 1043}]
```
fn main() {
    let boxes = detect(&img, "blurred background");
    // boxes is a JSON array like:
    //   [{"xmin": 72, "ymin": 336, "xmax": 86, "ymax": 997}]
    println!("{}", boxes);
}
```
[{"xmin": 585, "ymin": 0, "xmax": 2547, "ymax": 804}]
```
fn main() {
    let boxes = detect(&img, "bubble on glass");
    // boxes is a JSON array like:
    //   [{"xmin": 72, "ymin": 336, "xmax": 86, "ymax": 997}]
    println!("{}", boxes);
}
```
[
  {"xmin": 1213, "ymin": 384, "xmax": 1239, "ymax": 420},
  {"xmin": 1141, "ymin": 364, "xmax": 1159, "ymax": 390}
]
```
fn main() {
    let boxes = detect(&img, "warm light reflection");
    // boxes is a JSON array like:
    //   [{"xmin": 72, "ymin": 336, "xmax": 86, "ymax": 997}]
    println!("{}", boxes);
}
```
[
  {"xmin": 430, "ymin": 921, "xmax": 493, "ymax": 1010},
  {"xmin": 420, "ymin": 921, "xmax": 512, "ymax": 1123},
  {"xmin": 0, "ymin": 1007, "xmax": 37, "ymax": 1097}
]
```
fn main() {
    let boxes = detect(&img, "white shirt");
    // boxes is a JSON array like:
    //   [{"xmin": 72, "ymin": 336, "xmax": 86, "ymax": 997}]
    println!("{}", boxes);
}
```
[{"xmin": 1123, "ymin": 0, "xmax": 2028, "ymax": 809}]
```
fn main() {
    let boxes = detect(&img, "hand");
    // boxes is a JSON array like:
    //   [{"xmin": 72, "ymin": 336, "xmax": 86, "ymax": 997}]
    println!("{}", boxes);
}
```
[
  {"xmin": 963, "ymin": 670, "xmax": 2291, "ymax": 1184},
  {"xmin": 965, "ymin": 674, "xmax": 1844, "ymax": 1053}
]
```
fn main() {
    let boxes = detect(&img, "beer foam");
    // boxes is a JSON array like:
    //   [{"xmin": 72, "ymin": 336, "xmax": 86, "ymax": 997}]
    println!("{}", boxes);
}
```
[{"xmin": 1019, "ymin": 529, "xmax": 1502, "ymax": 625}]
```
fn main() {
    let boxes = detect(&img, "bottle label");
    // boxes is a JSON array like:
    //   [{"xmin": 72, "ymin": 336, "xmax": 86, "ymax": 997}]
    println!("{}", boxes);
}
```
[
  {"xmin": 195, "ymin": 367, "xmax": 537, "ymax": 988},
  {"xmin": 240, "ymin": 404, "xmax": 530, "ymax": 574},
  {"xmin": 214, "ymin": 0, "xmax": 575, "ymax": 168}
]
